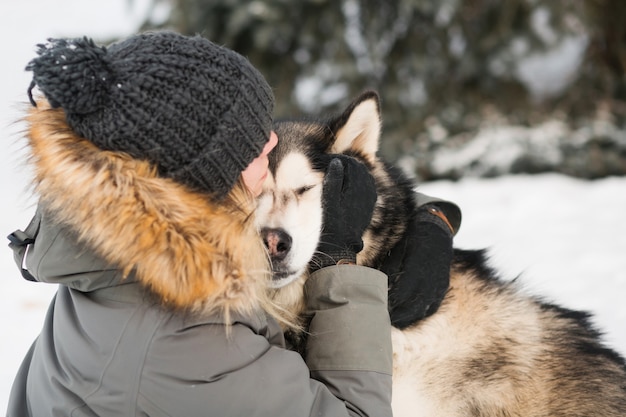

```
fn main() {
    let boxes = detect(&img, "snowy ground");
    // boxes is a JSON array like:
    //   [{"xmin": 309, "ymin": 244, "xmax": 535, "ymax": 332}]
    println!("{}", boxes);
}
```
[{"xmin": 1, "ymin": 0, "xmax": 625, "ymax": 411}]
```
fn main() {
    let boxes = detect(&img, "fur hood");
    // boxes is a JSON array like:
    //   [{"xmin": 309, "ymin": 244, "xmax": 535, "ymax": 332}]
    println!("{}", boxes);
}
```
[{"xmin": 24, "ymin": 100, "xmax": 271, "ymax": 317}]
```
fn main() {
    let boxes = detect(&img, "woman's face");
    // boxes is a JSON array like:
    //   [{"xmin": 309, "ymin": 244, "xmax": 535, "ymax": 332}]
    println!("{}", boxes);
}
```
[{"xmin": 242, "ymin": 131, "xmax": 278, "ymax": 197}]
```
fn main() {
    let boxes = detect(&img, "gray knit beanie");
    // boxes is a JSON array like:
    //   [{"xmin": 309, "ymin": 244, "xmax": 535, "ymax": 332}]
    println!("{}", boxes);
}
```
[{"xmin": 26, "ymin": 31, "xmax": 274, "ymax": 198}]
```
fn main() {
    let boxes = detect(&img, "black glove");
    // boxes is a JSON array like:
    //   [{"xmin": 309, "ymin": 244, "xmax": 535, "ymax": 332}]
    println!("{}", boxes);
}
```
[
  {"xmin": 380, "ymin": 204, "xmax": 454, "ymax": 329},
  {"xmin": 309, "ymin": 155, "xmax": 377, "ymax": 272}
]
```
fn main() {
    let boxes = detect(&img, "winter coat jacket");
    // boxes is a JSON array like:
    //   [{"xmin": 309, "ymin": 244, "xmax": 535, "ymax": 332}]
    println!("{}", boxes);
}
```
[{"xmin": 6, "ymin": 102, "xmax": 393, "ymax": 417}]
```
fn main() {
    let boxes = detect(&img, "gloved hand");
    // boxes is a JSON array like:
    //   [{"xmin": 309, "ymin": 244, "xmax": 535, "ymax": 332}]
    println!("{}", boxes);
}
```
[
  {"xmin": 380, "ymin": 203, "xmax": 455, "ymax": 329},
  {"xmin": 309, "ymin": 155, "xmax": 377, "ymax": 272}
]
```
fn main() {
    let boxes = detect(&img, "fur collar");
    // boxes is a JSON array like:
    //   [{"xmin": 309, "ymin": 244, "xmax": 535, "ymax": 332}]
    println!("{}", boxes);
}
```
[{"xmin": 25, "ymin": 100, "xmax": 270, "ymax": 317}]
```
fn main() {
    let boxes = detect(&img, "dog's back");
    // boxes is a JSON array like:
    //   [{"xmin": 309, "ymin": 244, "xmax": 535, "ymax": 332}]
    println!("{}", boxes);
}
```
[
  {"xmin": 392, "ymin": 250, "xmax": 626, "ymax": 416},
  {"xmin": 260, "ymin": 91, "xmax": 626, "ymax": 416}
]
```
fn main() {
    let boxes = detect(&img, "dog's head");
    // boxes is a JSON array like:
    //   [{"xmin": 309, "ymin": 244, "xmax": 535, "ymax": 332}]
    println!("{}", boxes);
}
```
[{"xmin": 256, "ymin": 91, "xmax": 414, "ymax": 295}]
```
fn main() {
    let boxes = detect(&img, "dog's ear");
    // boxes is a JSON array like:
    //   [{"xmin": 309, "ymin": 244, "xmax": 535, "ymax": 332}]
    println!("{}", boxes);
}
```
[{"xmin": 328, "ymin": 91, "xmax": 381, "ymax": 160}]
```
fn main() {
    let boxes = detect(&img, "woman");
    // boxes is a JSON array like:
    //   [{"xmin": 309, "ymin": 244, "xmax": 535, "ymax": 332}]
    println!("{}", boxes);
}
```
[{"xmin": 6, "ymin": 31, "xmax": 392, "ymax": 416}]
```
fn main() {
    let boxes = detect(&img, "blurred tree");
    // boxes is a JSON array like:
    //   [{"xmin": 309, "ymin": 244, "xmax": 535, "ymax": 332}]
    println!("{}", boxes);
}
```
[{"xmin": 140, "ymin": 0, "xmax": 626, "ymax": 179}]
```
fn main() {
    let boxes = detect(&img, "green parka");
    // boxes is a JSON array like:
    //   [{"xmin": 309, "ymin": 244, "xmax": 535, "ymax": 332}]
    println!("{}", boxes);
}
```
[{"xmin": 6, "ymin": 103, "xmax": 393, "ymax": 417}]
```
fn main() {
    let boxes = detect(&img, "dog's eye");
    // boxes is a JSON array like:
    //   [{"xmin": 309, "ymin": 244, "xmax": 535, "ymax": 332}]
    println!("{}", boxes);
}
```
[{"xmin": 295, "ymin": 185, "xmax": 315, "ymax": 196}]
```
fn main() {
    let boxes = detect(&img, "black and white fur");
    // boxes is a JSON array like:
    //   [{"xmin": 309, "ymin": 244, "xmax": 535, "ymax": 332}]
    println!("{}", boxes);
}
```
[{"xmin": 256, "ymin": 91, "xmax": 626, "ymax": 417}]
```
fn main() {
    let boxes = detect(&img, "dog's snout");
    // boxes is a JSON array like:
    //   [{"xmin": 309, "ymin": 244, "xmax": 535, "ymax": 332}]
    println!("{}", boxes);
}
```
[{"xmin": 261, "ymin": 228, "xmax": 292, "ymax": 261}]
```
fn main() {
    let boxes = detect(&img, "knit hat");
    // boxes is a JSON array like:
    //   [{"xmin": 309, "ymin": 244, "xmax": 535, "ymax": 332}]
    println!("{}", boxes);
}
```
[{"xmin": 26, "ymin": 31, "xmax": 274, "ymax": 198}]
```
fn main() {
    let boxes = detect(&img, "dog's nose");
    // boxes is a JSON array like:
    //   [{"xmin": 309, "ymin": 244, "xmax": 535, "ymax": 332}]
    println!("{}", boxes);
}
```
[{"xmin": 261, "ymin": 227, "xmax": 292, "ymax": 261}]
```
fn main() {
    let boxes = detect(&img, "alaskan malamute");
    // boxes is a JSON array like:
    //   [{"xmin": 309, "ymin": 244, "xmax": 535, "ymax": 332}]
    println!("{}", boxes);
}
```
[{"xmin": 256, "ymin": 91, "xmax": 626, "ymax": 416}]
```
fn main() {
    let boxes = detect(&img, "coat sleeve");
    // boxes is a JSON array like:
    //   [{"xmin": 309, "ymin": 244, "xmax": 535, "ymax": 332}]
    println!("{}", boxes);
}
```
[
  {"xmin": 304, "ymin": 265, "xmax": 393, "ymax": 417},
  {"xmin": 415, "ymin": 191, "xmax": 462, "ymax": 235},
  {"xmin": 137, "ymin": 265, "xmax": 392, "ymax": 417},
  {"xmin": 138, "ymin": 329, "xmax": 350, "ymax": 417}
]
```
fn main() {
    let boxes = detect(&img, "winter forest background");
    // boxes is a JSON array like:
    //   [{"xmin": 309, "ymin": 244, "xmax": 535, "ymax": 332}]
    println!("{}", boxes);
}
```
[
  {"xmin": 1, "ymin": 0, "xmax": 625, "ymax": 411},
  {"xmin": 140, "ymin": 0, "xmax": 626, "ymax": 181}
]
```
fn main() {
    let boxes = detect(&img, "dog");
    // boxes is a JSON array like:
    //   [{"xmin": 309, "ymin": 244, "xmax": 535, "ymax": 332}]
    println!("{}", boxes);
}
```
[{"xmin": 255, "ymin": 91, "xmax": 626, "ymax": 416}]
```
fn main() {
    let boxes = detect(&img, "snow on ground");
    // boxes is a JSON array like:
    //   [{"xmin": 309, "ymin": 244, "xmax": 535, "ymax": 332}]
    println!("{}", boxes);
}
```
[
  {"xmin": 1, "ymin": 0, "xmax": 625, "ymax": 411},
  {"xmin": 419, "ymin": 174, "xmax": 626, "ymax": 356}
]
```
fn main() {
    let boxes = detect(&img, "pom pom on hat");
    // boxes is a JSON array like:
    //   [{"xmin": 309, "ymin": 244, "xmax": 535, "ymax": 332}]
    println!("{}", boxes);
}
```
[
  {"xmin": 26, "ymin": 31, "xmax": 274, "ymax": 199},
  {"xmin": 27, "ymin": 37, "xmax": 112, "ymax": 114}
]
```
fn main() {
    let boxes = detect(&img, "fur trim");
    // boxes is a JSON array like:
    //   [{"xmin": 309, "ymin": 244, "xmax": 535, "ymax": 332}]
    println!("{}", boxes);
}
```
[{"xmin": 26, "ymin": 100, "xmax": 270, "ymax": 317}]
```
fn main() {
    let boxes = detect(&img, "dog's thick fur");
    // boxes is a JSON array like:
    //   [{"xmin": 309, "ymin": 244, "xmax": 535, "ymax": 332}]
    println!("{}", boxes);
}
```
[{"xmin": 256, "ymin": 91, "xmax": 626, "ymax": 416}]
